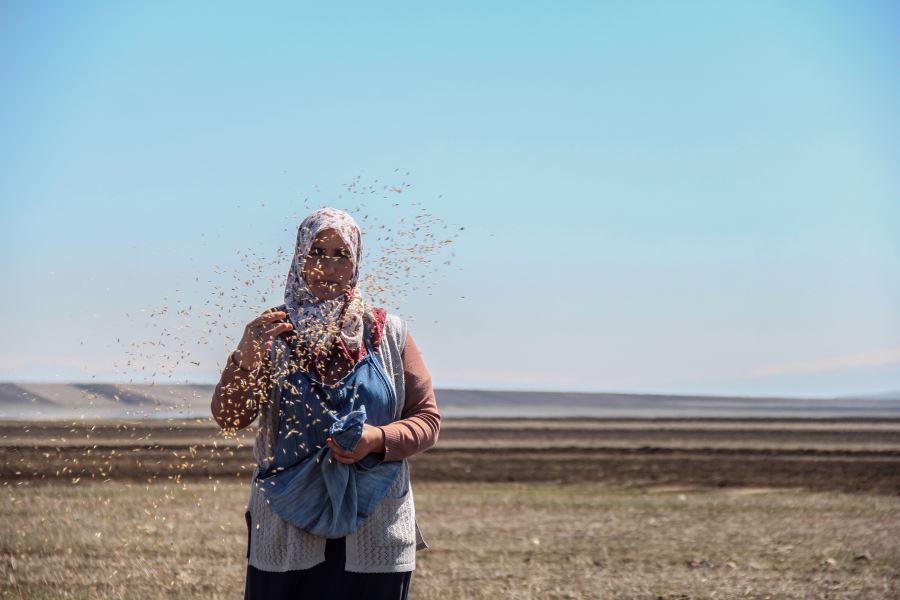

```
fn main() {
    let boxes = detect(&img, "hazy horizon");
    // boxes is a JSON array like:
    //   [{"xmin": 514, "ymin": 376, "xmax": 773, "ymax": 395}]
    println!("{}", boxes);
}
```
[
  {"xmin": 3, "ymin": 379, "xmax": 900, "ymax": 402},
  {"xmin": 3, "ymin": 381, "xmax": 899, "ymax": 422}
]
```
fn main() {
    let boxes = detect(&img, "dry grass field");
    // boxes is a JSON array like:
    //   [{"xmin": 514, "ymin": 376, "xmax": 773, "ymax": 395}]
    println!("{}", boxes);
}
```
[{"xmin": 1, "ymin": 417, "xmax": 898, "ymax": 599}]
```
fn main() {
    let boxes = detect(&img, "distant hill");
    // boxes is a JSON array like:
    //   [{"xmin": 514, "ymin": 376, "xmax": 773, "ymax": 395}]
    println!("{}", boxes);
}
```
[
  {"xmin": 0, "ymin": 382, "xmax": 214, "ymax": 419},
  {"xmin": 2, "ymin": 382, "xmax": 899, "ymax": 420},
  {"xmin": 840, "ymin": 391, "xmax": 900, "ymax": 402},
  {"xmin": 433, "ymin": 388, "xmax": 900, "ymax": 418}
]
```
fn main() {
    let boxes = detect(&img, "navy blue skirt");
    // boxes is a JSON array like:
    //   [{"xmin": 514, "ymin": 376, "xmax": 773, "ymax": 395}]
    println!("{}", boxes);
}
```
[{"xmin": 243, "ymin": 511, "xmax": 413, "ymax": 600}]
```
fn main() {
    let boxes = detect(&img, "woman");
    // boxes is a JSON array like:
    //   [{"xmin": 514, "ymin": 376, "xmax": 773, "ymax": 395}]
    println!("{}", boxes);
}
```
[{"xmin": 210, "ymin": 207, "xmax": 441, "ymax": 600}]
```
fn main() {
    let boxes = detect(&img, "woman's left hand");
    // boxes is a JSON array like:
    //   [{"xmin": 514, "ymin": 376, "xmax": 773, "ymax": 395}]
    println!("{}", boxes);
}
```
[{"xmin": 326, "ymin": 424, "xmax": 386, "ymax": 464}]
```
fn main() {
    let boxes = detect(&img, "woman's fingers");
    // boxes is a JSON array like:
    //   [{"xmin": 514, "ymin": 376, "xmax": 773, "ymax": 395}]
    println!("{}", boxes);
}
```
[
  {"xmin": 260, "ymin": 309, "xmax": 287, "ymax": 321},
  {"xmin": 250, "ymin": 310, "xmax": 288, "ymax": 330},
  {"xmin": 331, "ymin": 453, "xmax": 356, "ymax": 465},
  {"xmin": 236, "ymin": 311, "xmax": 289, "ymax": 367},
  {"xmin": 326, "ymin": 438, "xmax": 359, "ymax": 463},
  {"xmin": 326, "ymin": 438, "xmax": 345, "ymax": 455},
  {"xmin": 243, "ymin": 312, "xmax": 290, "ymax": 343},
  {"xmin": 264, "ymin": 322, "xmax": 293, "ymax": 337},
  {"xmin": 330, "ymin": 448, "xmax": 355, "ymax": 464}
]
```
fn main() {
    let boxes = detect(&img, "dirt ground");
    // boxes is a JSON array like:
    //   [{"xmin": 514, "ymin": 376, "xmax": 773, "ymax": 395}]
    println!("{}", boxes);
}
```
[
  {"xmin": 1, "ymin": 480, "xmax": 897, "ymax": 599},
  {"xmin": 1, "ymin": 417, "xmax": 898, "ymax": 494},
  {"xmin": 0, "ymin": 418, "xmax": 898, "ymax": 599}
]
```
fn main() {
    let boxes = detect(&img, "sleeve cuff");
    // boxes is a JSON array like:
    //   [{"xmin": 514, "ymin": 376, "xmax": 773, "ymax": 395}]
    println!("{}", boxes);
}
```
[{"xmin": 380, "ymin": 425, "xmax": 404, "ymax": 462}]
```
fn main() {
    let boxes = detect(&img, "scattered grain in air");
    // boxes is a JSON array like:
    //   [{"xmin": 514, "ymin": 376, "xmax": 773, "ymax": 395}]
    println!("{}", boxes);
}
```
[{"xmin": 5, "ymin": 174, "xmax": 460, "ymax": 595}]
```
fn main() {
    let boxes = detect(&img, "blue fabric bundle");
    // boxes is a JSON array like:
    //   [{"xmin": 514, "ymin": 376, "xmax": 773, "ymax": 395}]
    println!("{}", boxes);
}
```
[{"xmin": 255, "ymin": 337, "xmax": 403, "ymax": 538}]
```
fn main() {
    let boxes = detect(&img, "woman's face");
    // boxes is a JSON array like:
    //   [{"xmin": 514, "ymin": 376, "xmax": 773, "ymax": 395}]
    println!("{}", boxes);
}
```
[{"xmin": 302, "ymin": 228, "xmax": 356, "ymax": 301}]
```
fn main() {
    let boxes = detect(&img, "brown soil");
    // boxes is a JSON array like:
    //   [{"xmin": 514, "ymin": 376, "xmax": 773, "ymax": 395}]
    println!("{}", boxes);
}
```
[{"xmin": 2, "ymin": 418, "xmax": 899, "ymax": 494}]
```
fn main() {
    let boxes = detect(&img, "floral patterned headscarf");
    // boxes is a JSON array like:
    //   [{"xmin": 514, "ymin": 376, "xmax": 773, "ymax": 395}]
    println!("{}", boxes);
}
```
[{"xmin": 284, "ymin": 208, "xmax": 369, "ymax": 364}]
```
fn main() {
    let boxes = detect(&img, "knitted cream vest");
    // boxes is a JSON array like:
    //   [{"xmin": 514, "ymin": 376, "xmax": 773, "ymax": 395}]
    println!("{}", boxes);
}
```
[{"xmin": 245, "ymin": 313, "xmax": 426, "ymax": 573}]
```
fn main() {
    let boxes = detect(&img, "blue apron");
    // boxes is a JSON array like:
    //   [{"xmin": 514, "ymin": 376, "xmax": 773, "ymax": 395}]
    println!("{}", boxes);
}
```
[{"xmin": 254, "ymin": 331, "xmax": 403, "ymax": 538}]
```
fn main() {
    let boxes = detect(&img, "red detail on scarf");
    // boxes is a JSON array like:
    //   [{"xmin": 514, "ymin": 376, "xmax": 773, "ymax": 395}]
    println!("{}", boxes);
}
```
[
  {"xmin": 333, "ymin": 304, "xmax": 386, "ymax": 363},
  {"xmin": 370, "ymin": 307, "xmax": 387, "ymax": 351}
]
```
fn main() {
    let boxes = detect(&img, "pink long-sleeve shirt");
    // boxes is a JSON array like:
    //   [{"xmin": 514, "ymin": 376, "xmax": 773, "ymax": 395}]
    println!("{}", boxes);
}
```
[{"xmin": 211, "ymin": 324, "xmax": 440, "ymax": 462}]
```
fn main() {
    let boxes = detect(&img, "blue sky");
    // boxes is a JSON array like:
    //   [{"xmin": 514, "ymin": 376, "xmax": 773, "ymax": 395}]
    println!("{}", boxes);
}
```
[{"xmin": 1, "ymin": 1, "xmax": 898, "ymax": 397}]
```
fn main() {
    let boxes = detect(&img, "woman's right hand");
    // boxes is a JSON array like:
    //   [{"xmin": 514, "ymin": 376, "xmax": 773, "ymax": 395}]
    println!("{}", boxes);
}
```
[{"xmin": 233, "ymin": 309, "xmax": 293, "ymax": 371}]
